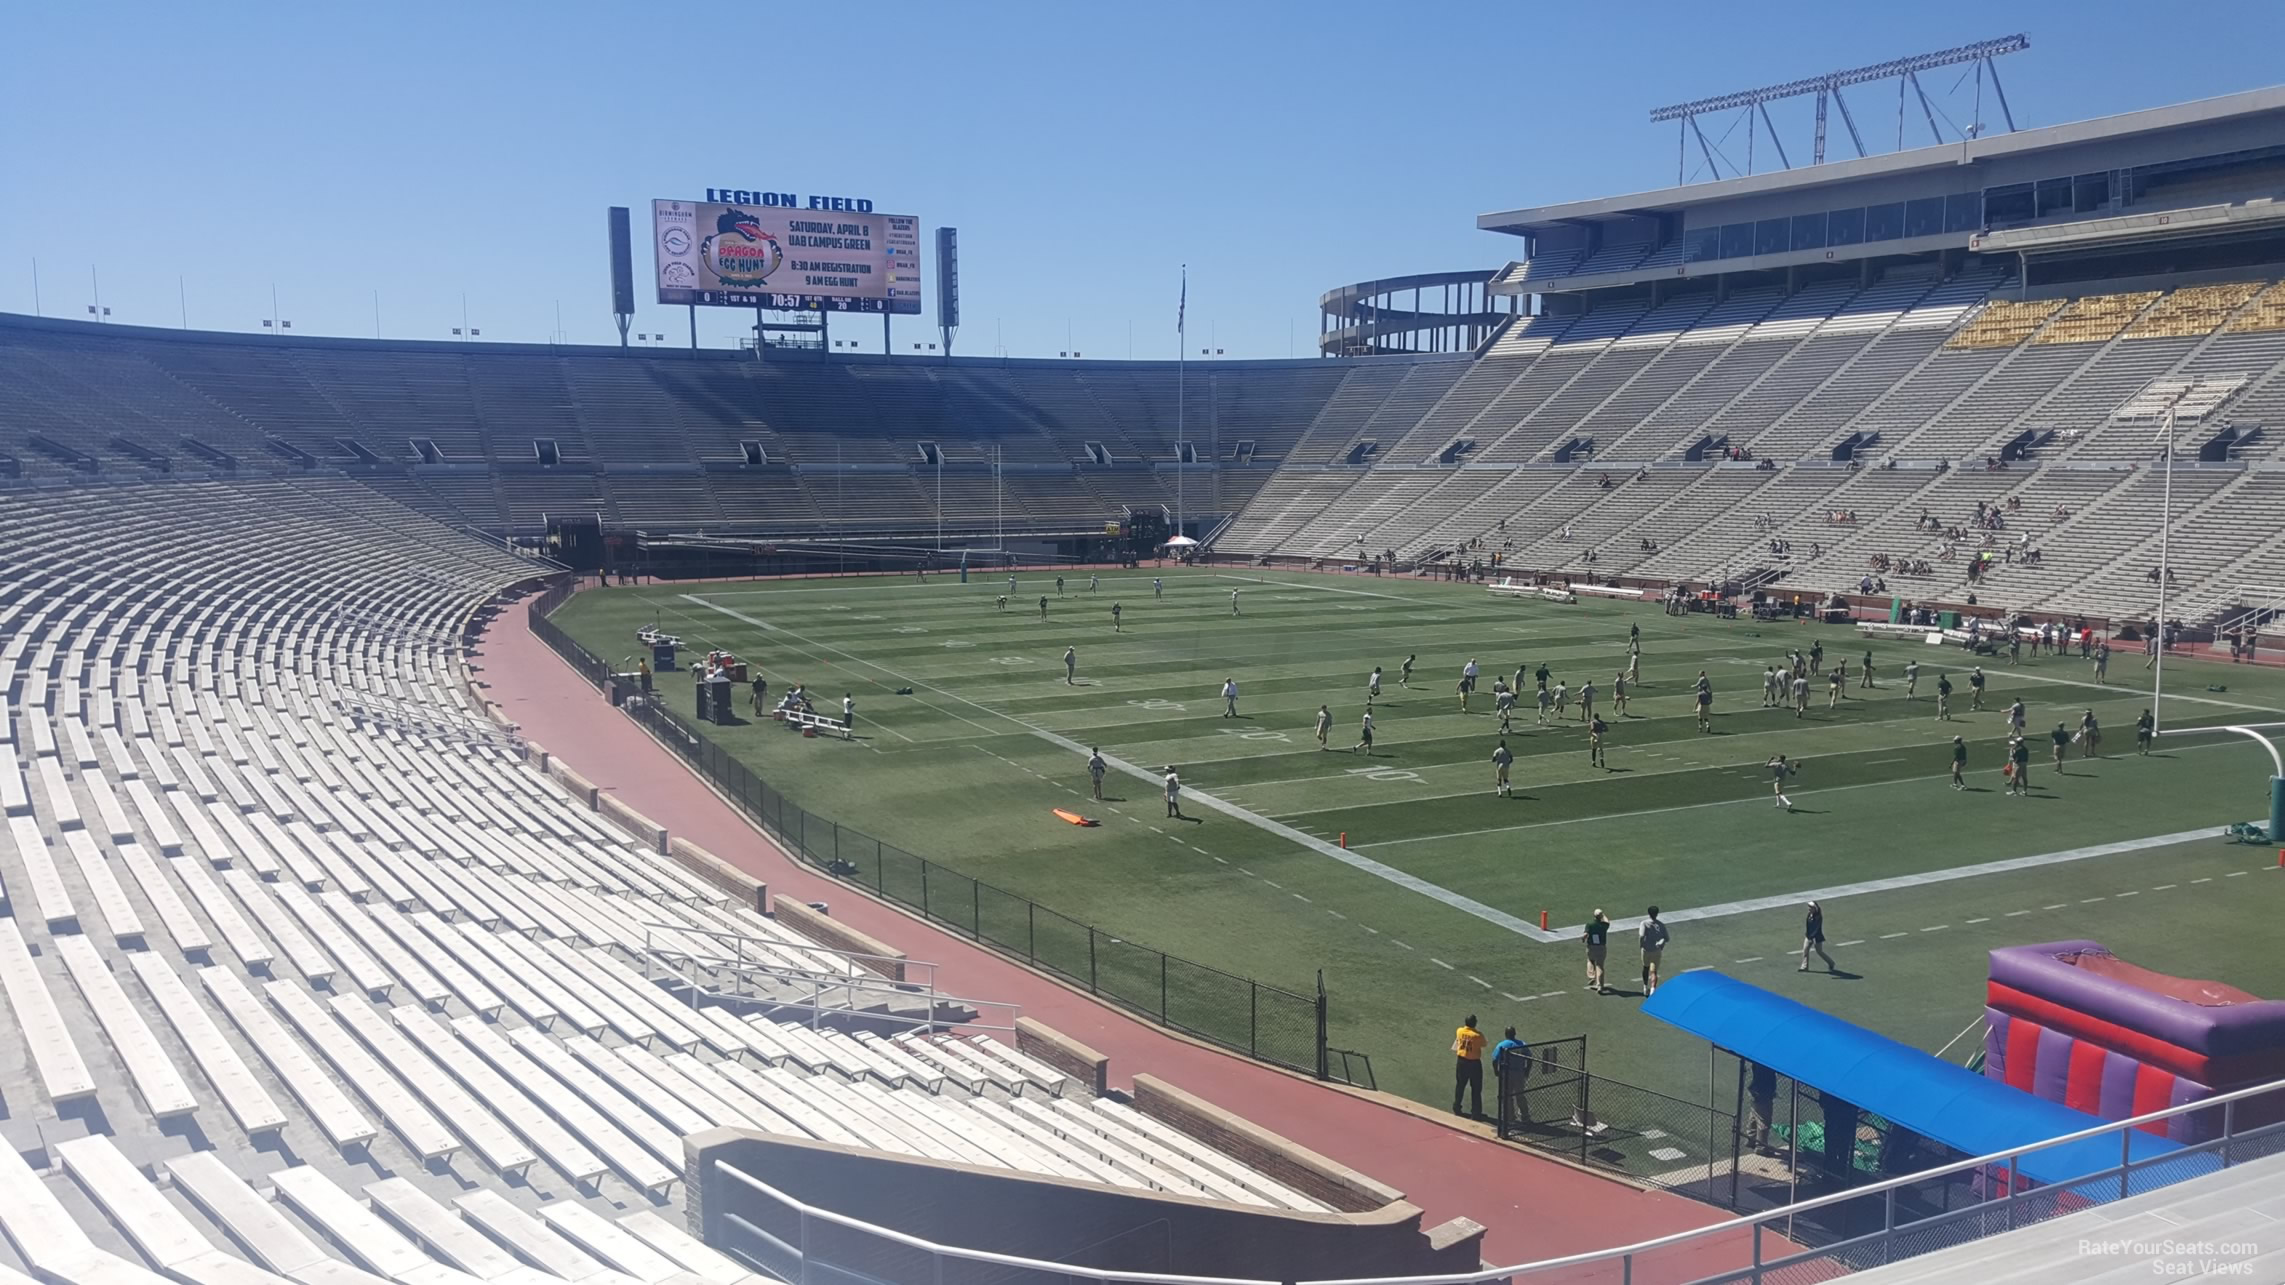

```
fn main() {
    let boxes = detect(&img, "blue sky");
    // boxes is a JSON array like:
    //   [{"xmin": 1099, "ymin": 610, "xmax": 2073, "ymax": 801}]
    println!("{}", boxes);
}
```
[{"xmin": 4, "ymin": 2, "xmax": 2280, "ymax": 359}]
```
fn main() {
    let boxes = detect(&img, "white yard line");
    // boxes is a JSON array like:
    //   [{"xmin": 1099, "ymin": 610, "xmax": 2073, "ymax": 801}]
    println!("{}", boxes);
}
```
[
  {"xmin": 1920, "ymin": 658, "xmax": 2281, "ymax": 716},
  {"xmin": 682, "ymin": 591, "xmax": 2268, "ymax": 954},
  {"xmin": 1534, "ymin": 827, "xmax": 2221, "ymax": 942},
  {"xmin": 1358, "ymin": 738, "xmax": 2246, "ymax": 847},
  {"xmin": 685, "ymin": 592, "xmax": 1565, "ymax": 941},
  {"xmin": 1211, "ymin": 573, "xmax": 1423, "ymax": 604}
]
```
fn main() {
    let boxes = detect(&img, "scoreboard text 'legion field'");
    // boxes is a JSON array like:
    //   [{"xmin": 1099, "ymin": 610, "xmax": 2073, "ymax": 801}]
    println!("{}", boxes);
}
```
[{"xmin": 653, "ymin": 198, "xmax": 922, "ymax": 314}]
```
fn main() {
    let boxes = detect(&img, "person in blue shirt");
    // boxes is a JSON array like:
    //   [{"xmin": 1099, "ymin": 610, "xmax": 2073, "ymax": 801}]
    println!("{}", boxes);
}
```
[{"xmin": 1490, "ymin": 1027, "xmax": 1532, "ymax": 1121}]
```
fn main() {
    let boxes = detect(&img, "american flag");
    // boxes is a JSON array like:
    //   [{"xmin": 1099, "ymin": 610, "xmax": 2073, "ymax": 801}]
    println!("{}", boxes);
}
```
[{"xmin": 1178, "ymin": 267, "xmax": 1186, "ymax": 335}]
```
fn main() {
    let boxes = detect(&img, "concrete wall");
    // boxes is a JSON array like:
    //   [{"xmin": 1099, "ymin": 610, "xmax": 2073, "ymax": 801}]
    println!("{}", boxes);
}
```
[
  {"xmin": 686, "ymin": 1129, "xmax": 1484, "ymax": 1284},
  {"xmin": 596, "ymin": 793, "xmax": 668, "ymax": 853},
  {"xmin": 1014, "ymin": 1017, "xmax": 1108, "ymax": 1098},
  {"xmin": 544, "ymin": 757, "xmax": 598, "ymax": 808},
  {"xmin": 1132, "ymin": 1074, "xmax": 1404, "ymax": 1215},
  {"xmin": 771, "ymin": 899, "xmax": 905, "ymax": 982},
  {"xmin": 666, "ymin": 836, "xmax": 767, "ymax": 913}
]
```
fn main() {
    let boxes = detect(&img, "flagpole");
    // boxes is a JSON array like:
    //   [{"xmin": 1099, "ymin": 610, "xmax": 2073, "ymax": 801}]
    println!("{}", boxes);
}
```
[{"xmin": 1177, "ymin": 264, "xmax": 1186, "ymax": 543}]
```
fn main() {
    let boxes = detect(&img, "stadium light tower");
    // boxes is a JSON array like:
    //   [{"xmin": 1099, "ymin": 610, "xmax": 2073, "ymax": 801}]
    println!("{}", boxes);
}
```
[
  {"xmin": 1650, "ymin": 34, "xmax": 2028, "ymax": 183},
  {"xmin": 262, "ymin": 284, "xmax": 291, "ymax": 334}
]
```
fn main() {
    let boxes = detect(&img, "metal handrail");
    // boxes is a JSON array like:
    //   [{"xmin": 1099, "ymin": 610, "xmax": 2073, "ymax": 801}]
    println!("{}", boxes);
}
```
[
  {"xmin": 640, "ymin": 919, "xmax": 938, "ymax": 989},
  {"xmin": 703, "ymin": 1073, "xmax": 2285, "ymax": 1285},
  {"xmin": 1310, "ymin": 1074, "xmax": 2285, "ymax": 1285},
  {"xmin": 651, "ymin": 952, "xmax": 1023, "ymax": 1036},
  {"xmin": 640, "ymin": 925, "xmax": 1023, "ymax": 1034},
  {"xmin": 713, "ymin": 1162, "xmax": 1283, "ymax": 1285}
]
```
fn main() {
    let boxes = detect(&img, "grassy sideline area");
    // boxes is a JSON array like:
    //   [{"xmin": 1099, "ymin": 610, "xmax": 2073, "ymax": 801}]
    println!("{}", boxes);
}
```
[{"xmin": 553, "ymin": 567, "xmax": 2285, "ymax": 1110}]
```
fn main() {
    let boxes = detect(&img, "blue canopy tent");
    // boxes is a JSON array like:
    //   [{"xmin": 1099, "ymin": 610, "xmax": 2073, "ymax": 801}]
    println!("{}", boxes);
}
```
[{"xmin": 1644, "ymin": 971, "xmax": 2213, "ymax": 1199}]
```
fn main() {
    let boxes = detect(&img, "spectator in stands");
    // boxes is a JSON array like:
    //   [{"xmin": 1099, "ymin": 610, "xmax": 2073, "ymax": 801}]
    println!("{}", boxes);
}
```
[{"xmin": 1452, "ymin": 1016, "xmax": 1487, "ymax": 1117}]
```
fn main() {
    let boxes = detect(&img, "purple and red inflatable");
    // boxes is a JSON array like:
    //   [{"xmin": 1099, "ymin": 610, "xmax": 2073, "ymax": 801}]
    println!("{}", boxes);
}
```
[{"xmin": 1985, "ymin": 940, "xmax": 2285, "ymax": 1142}]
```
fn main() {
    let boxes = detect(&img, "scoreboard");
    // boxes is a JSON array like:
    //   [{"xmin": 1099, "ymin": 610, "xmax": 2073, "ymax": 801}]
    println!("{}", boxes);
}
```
[{"xmin": 652, "ymin": 198, "xmax": 922, "ymax": 314}]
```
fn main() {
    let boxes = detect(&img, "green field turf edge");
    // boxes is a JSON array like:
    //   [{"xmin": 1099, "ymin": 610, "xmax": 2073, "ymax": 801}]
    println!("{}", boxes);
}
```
[{"xmin": 553, "ymin": 568, "xmax": 2285, "ymax": 1111}]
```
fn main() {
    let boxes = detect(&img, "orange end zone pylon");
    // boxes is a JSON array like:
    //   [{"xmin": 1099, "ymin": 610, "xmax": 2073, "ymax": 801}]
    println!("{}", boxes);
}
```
[{"xmin": 1053, "ymin": 808, "xmax": 1099, "ymax": 827}]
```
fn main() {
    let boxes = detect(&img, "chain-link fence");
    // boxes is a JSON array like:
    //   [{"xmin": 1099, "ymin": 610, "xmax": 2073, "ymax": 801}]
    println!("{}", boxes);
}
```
[
  {"xmin": 527, "ymin": 585, "xmax": 1337, "ymax": 1080},
  {"xmin": 1498, "ymin": 1037, "xmax": 1749, "ymax": 1210}
]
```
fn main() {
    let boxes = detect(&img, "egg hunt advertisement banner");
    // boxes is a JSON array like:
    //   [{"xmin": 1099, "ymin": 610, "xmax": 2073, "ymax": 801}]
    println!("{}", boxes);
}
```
[{"xmin": 652, "ymin": 197, "xmax": 922, "ymax": 314}]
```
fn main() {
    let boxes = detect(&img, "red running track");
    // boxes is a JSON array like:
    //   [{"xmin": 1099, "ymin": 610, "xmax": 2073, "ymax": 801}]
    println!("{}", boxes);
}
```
[{"xmin": 471, "ymin": 589, "xmax": 1762, "ymax": 1276}]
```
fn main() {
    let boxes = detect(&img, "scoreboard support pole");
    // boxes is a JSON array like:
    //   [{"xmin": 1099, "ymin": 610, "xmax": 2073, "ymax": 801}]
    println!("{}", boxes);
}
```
[{"xmin": 688, "ymin": 304, "xmax": 698, "ymax": 351}]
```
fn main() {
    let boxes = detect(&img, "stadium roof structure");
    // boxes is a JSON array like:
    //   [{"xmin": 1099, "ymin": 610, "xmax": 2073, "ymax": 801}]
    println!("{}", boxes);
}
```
[
  {"xmin": 1643, "ymin": 970, "xmax": 2211, "ymax": 1197},
  {"xmin": 1480, "ymin": 85, "xmax": 2285, "ymax": 236}
]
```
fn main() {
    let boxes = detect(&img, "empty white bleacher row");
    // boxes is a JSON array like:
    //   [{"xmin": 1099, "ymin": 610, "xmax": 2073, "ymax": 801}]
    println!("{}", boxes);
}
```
[
  {"xmin": 1219, "ymin": 271, "xmax": 2285, "ymax": 616},
  {"xmin": 0, "ymin": 474, "xmax": 1339, "ymax": 1283},
  {"xmin": 1253, "ymin": 271, "xmax": 1995, "ymax": 560}
]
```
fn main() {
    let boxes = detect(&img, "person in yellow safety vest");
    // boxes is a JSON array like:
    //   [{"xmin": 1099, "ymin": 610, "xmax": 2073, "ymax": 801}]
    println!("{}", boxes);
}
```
[{"xmin": 1452, "ymin": 1015, "xmax": 1486, "ymax": 1118}]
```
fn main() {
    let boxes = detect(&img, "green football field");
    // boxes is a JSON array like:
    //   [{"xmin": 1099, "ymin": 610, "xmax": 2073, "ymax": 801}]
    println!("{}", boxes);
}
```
[{"xmin": 553, "ymin": 567, "xmax": 2285, "ymax": 1111}]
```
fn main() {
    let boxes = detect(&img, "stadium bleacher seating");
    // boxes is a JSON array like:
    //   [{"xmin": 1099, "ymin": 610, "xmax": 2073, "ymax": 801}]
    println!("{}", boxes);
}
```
[
  {"xmin": 5, "ymin": 265, "xmax": 2284, "ymax": 625},
  {"xmin": 0, "ymin": 472, "xmax": 1400, "ymax": 1279},
  {"xmin": 1211, "ymin": 270, "xmax": 2285, "ymax": 619},
  {"xmin": 0, "ymin": 316, "xmax": 1413, "ymax": 538}
]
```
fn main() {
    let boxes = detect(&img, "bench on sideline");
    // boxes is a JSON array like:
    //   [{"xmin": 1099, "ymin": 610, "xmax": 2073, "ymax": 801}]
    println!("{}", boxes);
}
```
[
  {"xmin": 774, "ymin": 709, "xmax": 853, "ymax": 739},
  {"xmin": 1487, "ymin": 578, "xmax": 1578, "ymax": 604}
]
